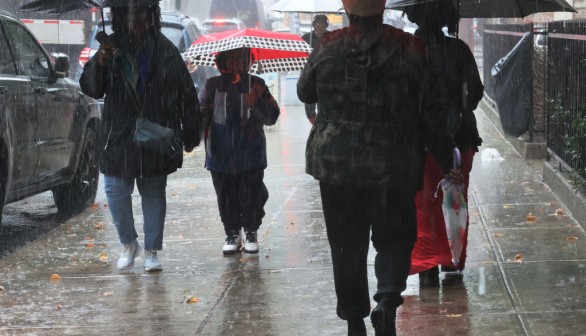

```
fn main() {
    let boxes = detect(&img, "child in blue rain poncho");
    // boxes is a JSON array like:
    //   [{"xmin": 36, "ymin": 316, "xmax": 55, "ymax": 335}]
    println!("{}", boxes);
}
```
[{"xmin": 198, "ymin": 48, "xmax": 280, "ymax": 255}]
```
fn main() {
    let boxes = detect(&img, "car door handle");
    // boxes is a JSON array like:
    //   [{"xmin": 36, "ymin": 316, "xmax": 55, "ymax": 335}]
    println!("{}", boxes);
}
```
[
  {"xmin": 35, "ymin": 87, "xmax": 48, "ymax": 95},
  {"xmin": 0, "ymin": 86, "xmax": 7, "ymax": 94}
]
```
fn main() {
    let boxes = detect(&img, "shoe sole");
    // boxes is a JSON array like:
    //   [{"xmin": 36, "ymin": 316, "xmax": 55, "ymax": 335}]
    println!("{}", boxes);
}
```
[
  {"xmin": 223, "ymin": 250, "xmax": 240, "ymax": 256},
  {"xmin": 243, "ymin": 248, "xmax": 259, "ymax": 254},
  {"xmin": 144, "ymin": 266, "xmax": 162, "ymax": 272}
]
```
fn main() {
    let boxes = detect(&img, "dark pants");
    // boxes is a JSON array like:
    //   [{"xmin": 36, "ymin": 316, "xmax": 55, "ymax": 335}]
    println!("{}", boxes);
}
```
[
  {"xmin": 211, "ymin": 169, "xmax": 268, "ymax": 235},
  {"xmin": 304, "ymin": 103, "xmax": 317, "ymax": 119},
  {"xmin": 319, "ymin": 182, "xmax": 417, "ymax": 320}
]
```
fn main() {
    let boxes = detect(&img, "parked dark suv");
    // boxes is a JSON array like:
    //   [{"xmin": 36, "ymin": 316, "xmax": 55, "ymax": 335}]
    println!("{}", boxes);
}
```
[
  {"xmin": 77, "ymin": 11, "xmax": 218, "ymax": 96},
  {"xmin": 0, "ymin": 11, "xmax": 101, "ymax": 224}
]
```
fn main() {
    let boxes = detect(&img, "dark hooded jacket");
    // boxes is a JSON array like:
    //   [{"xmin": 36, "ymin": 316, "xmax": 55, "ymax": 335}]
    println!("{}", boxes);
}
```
[
  {"xmin": 80, "ymin": 29, "xmax": 201, "ymax": 179},
  {"xmin": 297, "ymin": 21, "xmax": 454, "ymax": 192},
  {"xmin": 415, "ymin": 29, "xmax": 483, "ymax": 149}
]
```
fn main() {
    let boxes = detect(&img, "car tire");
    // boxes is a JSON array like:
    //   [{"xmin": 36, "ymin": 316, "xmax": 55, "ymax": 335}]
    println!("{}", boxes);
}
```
[{"xmin": 53, "ymin": 128, "xmax": 99, "ymax": 215}]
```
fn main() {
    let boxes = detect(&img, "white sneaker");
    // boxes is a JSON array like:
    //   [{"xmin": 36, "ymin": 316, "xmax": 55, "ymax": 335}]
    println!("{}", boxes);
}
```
[
  {"xmin": 243, "ymin": 230, "xmax": 259, "ymax": 254},
  {"xmin": 117, "ymin": 240, "xmax": 142, "ymax": 270},
  {"xmin": 144, "ymin": 250, "xmax": 162, "ymax": 272},
  {"xmin": 223, "ymin": 231, "xmax": 242, "ymax": 255}
]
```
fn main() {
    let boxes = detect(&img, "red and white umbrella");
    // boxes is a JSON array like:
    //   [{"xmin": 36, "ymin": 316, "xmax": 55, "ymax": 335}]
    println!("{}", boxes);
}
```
[{"xmin": 182, "ymin": 28, "xmax": 312, "ymax": 74}]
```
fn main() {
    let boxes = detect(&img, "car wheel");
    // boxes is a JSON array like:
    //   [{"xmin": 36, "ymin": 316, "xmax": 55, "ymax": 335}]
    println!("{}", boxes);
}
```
[{"xmin": 53, "ymin": 128, "xmax": 99, "ymax": 215}]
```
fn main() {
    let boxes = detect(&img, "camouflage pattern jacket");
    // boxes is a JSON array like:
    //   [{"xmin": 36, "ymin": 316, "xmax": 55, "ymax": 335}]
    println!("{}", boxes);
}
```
[{"xmin": 297, "ymin": 24, "xmax": 454, "ymax": 192}]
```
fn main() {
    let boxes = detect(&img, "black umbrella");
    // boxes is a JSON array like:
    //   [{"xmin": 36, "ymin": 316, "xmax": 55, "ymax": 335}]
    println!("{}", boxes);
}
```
[
  {"xmin": 386, "ymin": 0, "xmax": 576, "ymax": 18},
  {"xmin": 18, "ymin": 0, "xmax": 162, "ymax": 35},
  {"xmin": 18, "ymin": 0, "xmax": 161, "ymax": 13}
]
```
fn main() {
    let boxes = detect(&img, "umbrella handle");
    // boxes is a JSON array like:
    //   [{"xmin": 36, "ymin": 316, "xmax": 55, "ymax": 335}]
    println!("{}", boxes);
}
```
[{"xmin": 453, "ymin": 147, "xmax": 461, "ymax": 169}]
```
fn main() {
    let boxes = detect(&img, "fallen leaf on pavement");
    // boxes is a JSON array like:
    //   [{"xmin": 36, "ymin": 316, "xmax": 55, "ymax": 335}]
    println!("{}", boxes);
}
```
[
  {"xmin": 93, "ymin": 222, "xmax": 105, "ymax": 230},
  {"xmin": 514, "ymin": 254, "xmax": 524, "ymax": 263},
  {"xmin": 98, "ymin": 253, "xmax": 109, "ymax": 261},
  {"xmin": 56, "ymin": 304, "xmax": 62, "ymax": 310},
  {"xmin": 493, "ymin": 233, "xmax": 504, "ymax": 238},
  {"xmin": 186, "ymin": 297, "xmax": 200, "ymax": 304},
  {"xmin": 555, "ymin": 209, "xmax": 565, "ymax": 215},
  {"xmin": 567, "ymin": 236, "xmax": 578, "ymax": 241},
  {"xmin": 89, "ymin": 203, "xmax": 99, "ymax": 210},
  {"xmin": 103, "ymin": 292, "xmax": 113, "ymax": 296},
  {"xmin": 0, "ymin": 285, "xmax": 5, "ymax": 291},
  {"xmin": 447, "ymin": 314, "xmax": 463, "ymax": 318},
  {"xmin": 526, "ymin": 214, "xmax": 538, "ymax": 222},
  {"xmin": 85, "ymin": 243, "xmax": 95, "ymax": 248},
  {"xmin": 50, "ymin": 274, "xmax": 62, "ymax": 280}
]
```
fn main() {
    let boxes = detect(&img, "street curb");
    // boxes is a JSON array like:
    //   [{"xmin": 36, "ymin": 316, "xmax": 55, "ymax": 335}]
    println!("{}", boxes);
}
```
[
  {"xmin": 478, "ymin": 97, "xmax": 547, "ymax": 159},
  {"xmin": 543, "ymin": 161, "xmax": 586, "ymax": 231}
]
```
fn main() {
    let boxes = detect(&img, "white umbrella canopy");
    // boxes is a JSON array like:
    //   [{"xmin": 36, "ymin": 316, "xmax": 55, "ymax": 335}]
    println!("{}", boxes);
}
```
[{"xmin": 270, "ymin": 0, "xmax": 344, "ymax": 14}]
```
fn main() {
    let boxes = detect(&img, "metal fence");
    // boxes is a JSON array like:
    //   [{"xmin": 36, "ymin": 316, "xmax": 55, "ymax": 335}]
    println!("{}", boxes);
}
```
[{"xmin": 546, "ymin": 20, "xmax": 586, "ymax": 180}]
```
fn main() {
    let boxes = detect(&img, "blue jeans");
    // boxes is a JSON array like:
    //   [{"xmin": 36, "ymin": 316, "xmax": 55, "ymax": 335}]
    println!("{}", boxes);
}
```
[{"xmin": 104, "ymin": 175, "xmax": 168, "ymax": 251}]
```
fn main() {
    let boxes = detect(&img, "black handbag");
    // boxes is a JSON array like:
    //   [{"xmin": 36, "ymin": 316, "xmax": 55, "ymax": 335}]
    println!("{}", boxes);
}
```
[
  {"xmin": 119, "ymin": 64, "xmax": 181, "ymax": 156},
  {"xmin": 134, "ymin": 116, "xmax": 180, "ymax": 156}
]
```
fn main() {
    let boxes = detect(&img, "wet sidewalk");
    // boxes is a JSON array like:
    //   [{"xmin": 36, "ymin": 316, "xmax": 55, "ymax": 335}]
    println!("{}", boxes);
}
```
[{"xmin": 1, "ymin": 102, "xmax": 585, "ymax": 336}]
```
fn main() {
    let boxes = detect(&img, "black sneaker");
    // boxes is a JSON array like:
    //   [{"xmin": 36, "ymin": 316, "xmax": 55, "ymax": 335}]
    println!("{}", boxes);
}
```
[{"xmin": 419, "ymin": 266, "xmax": 440, "ymax": 288}]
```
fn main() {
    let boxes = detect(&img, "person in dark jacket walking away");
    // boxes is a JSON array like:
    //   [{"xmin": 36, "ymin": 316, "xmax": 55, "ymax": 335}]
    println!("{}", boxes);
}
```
[
  {"xmin": 79, "ymin": 1, "xmax": 201, "ymax": 272},
  {"xmin": 198, "ymin": 48, "xmax": 280, "ymax": 255},
  {"xmin": 403, "ymin": 0, "xmax": 484, "ymax": 287},
  {"xmin": 297, "ymin": 0, "xmax": 461, "ymax": 334},
  {"xmin": 301, "ymin": 14, "xmax": 330, "ymax": 125}
]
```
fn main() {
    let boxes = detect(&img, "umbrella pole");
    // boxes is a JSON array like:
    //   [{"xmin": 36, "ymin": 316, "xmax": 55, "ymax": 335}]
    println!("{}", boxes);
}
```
[{"xmin": 101, "ymin": 7, "xmax": 105, "ymax": 32}]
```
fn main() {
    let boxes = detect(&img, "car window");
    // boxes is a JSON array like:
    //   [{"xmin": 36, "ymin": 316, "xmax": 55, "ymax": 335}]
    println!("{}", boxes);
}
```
[
  {"xmin": 0, "ymin": 23, "xmax": 16, "ymax": 75},
  {"xmin": 161, "ymin": 26, "xmax": 184, "ymax": 49},
  {"xmin": 209, "ymin": 0, "xmax": 259, "ymax": 28},
  {"xmin": 3, "ymin": 20, "xmax": 50, "ymax": 78},
  {"xmin": 203, "ymin": 22, "xmax": 239, "ymax": 34}
]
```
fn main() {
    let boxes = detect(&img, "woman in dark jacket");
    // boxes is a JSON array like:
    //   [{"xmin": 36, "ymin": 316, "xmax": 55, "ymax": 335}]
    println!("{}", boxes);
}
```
[
  {"xmin": 79, "ymin": 2, "xmax": 201, "ymax": 272},
  {"xmin": 404, "ymin": 0, "xmax": 484, "ymax": 287}
]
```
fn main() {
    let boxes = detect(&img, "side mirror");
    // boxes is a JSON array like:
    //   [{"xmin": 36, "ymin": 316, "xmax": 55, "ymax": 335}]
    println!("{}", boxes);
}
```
[{"xmin": 51, "ymin": 53, "xmax": 70, "ymax": 78}]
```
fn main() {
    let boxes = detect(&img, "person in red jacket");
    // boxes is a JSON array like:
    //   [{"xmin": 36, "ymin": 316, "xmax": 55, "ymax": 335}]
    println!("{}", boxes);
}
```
[{"xmin": 403, "ymin": 0, "xmax": 484, "ymax": 287}]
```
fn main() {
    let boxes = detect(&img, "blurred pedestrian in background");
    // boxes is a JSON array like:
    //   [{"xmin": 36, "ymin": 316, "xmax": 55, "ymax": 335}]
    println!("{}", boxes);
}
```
[
  {"xmin": 301, "ymin": 14, "xmax": 330, "ymax": 125},
  {"xmin": 403, "ymin": 0, "xmax": 484, "ymax": 287},
  {"xmin": 297, "ymin": 0, "xmax": 460, "ymax": 334},
  {"xmin": 79, "ymin": 0, "xmax": 201, "ymax": 272},
  {"xmin": 198, "ymin": 48, "xmax": 280, "ymax": 256}
]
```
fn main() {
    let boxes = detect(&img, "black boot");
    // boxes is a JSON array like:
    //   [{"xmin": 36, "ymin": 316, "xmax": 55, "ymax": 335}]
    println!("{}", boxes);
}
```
[
  {"xmin": 347, "ymin": 318, "xmax": 366, "ymax": 336},
  {"xmin": 418, "ymin": 266, "xmax": 440, "ymax": 288},
  {"xmin": 371, "ymin": 296, "xmax": 400, "ymax": 336}
]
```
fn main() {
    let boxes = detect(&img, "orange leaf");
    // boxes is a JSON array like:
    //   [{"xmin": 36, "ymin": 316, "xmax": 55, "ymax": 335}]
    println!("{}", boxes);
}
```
[
  {"xmin": 526, "ymin": 214, "xmax": 538, "ymax": 222},
  {"xmin": 567, "ymin": 236, "xmax": 578, "ymax": 241},
  {"xmin": 50, "ymin": 274, "xmax": 62, "ymax": 280},
  {"xmin": 85, "ymin": 243, "xmax": 95, "ymax": 248},
  {"xmin": 89, "ymin": 203, "xmax": 99, "ymax": 210},
  {"xmin": 514, "ymin": 254, "xmax": 524, "ymax": 263},
  {"xmin": 186, "ymin": 297, "xmax": 200, "ymax": 304},
  {"xmin": 98, "ymin": 253, "xmax": 109, "ymax": 261},
  {"xmin": 93, "ymin": 222, "xmax": 105, "ymax": 230},
  {"xmin": 555, "ymin": 209, "xmax": 565, "ymax": 215}
]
